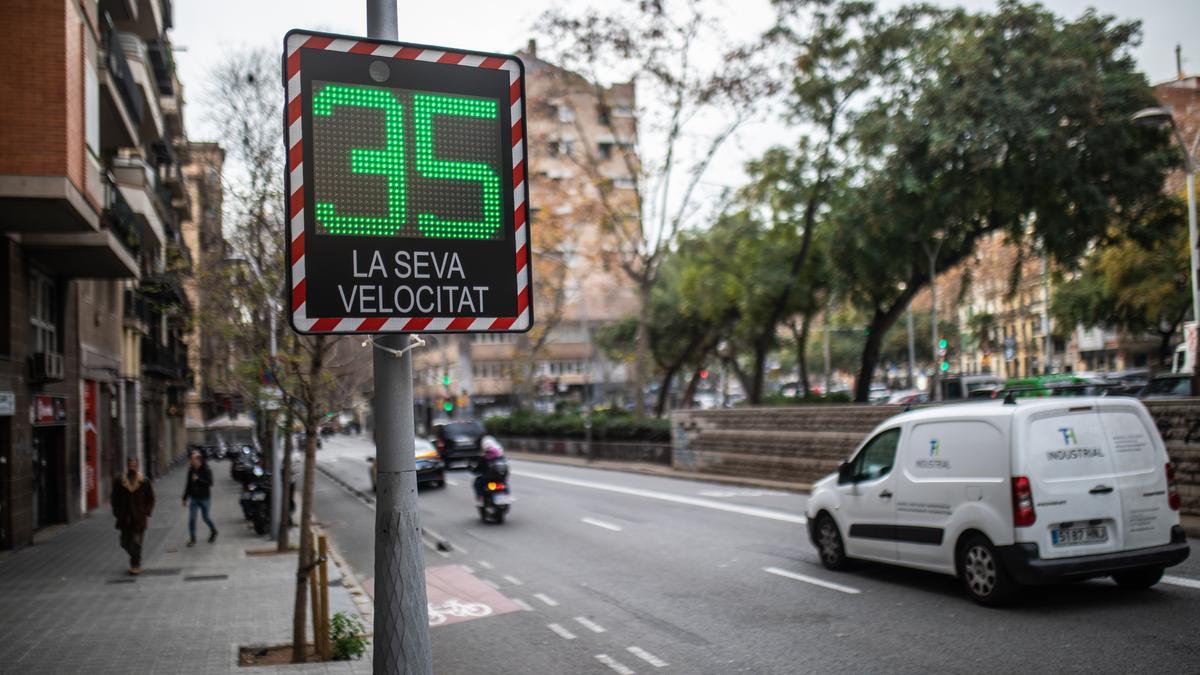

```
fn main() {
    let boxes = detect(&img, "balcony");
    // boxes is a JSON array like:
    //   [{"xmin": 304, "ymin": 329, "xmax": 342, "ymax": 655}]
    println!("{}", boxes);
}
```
[
  {"xmin": 142, "ymin": 334, "xmax": 189, "ymax": 381},
  {"xmin": 99, "ymin": 13, "xmax": 142, "ymax": 151},
  {"xmin": 19, "ymin": 173, "xmax": 141, "ymax": 279},
  {"xmin": 116, "ymin": 30, "xmax": 164, "ymax": 140},
  {"xmin": 111, "ymin": 153, "xmax": 167, "ymax": 248}
]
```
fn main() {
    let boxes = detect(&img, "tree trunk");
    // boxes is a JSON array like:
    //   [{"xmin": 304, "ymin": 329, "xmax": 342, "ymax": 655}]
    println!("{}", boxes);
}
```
[
  {"xmin": 794, "ymin": 314, "xmax": 812, "ymax": 397},
  {"xmin": 277, "ymin": 402, "xmax": 294, "ymax": 552},
  {"xmin": 748, "ymin": 337, "xmax": 770, "ymax": 405},
  {"xmin": 654, "ymin": 365, "xmax": 679, "ymax": 417},
  {"xmin": 854, "ymin": 316, "xmax": 887, "ymax": 403},
  {"xmin": 633, "ymin": 282, "xmax": 652, "ymax": 419},
  {"xmin": 292, "ymin": 338, "xmax": 325, "ymax": 662},
  {"xmin": 1157, "ymin": 328, "xmax": 1176, "ymax": 370},
  {"xmin": 681, "ymin": 366, "xmax": 703, "ymax": 408}
]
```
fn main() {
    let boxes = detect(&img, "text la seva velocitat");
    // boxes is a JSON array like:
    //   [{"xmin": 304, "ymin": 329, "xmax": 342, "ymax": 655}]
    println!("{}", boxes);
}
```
[{"xmin": 337, "ymin": 249, "xmax": 490, "ymax": 314}]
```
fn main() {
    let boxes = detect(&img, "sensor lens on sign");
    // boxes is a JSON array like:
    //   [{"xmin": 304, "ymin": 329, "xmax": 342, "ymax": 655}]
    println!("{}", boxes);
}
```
[
  {"xmin": 368, "ymin": 60, "xmax": 390, "ymax": 83},
  {"xmin": 311, "ymin": 81, "xmax": 503, "ymax": 240}
]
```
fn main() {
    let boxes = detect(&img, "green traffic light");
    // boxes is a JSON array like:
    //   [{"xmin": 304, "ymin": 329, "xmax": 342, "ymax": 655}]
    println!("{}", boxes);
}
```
[
  {"xmin": 940, "ymin": 361, "xmax": 950, "ymax": 372},
  {"xmin": 938, "ymin": 338, "xmax": 948, "ymax": 350},
  {"xmin": 443, "ymin": 401, "xmax": 454, "ymax": 412},
  {"xmin": 441, "ymin": 375, "xmax": 451, "ymax": 386}
]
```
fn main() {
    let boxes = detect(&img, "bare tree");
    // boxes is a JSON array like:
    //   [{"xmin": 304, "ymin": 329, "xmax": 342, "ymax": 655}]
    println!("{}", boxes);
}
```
[{"xmin": 541, "ymin": 0, "xmax": 764, "ymax": 417}]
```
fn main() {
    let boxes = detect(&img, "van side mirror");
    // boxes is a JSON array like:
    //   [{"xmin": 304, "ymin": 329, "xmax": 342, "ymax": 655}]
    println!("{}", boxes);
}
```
[{"xmin": 837, "ymin": 461, "xmax": 854, "ymax": 485}]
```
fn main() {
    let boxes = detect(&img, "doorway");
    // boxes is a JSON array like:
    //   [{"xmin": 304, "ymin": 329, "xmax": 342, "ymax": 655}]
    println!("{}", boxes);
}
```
[{"xmin": 32, "ymin": 427, "xmax": 64, "ymax": 529}]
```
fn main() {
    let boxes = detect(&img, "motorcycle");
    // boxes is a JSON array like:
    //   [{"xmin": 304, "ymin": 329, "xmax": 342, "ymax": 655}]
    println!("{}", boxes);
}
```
[
  {"xmin": 477, "ymin": 479, "xmax": 512, "ymax": 524},
  {"xmin": 239, "ymin": 466, "xmax": 272, "ymax": 535},
  {"xmin": 474, "ymin": 443, "xmax": 511, "ymax": 524}
]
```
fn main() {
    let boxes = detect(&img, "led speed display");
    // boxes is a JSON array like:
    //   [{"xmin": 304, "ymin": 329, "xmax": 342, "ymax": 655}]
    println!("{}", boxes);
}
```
[{"xmin": 311, "ymin": 82, "xmax": 505, "ymax": 240}]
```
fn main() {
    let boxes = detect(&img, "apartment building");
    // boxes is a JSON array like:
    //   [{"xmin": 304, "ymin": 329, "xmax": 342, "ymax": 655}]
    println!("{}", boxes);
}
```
[
  {"xmin": 0, "ymin": 0, "xmax": 193, "ymax": 550},
  {"xmin": 411, "ymin": 41, "xmax": 639, "ymax": 421}
]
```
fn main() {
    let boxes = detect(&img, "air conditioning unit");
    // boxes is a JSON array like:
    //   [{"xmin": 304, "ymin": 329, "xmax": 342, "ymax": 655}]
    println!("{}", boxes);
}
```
[{"xmin": 29, "ymin": 352, "xmax": 65, "ymax": 382}]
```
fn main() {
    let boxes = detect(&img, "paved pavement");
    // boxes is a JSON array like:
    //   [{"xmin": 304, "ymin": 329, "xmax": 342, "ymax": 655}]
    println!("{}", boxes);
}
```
[
  {"xmin": 314, "ymin": 433, "xmax": 1200, "ymax": 674},
  {"xmin": 0, "ymin": 461, "xmax": 369, "ymax": 674}
]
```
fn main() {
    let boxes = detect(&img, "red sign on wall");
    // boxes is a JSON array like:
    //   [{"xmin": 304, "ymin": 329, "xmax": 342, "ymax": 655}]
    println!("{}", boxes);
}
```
[
  {"xmin": 33, "ymin": 394, "xmax": 67, "ymax": 426},
  {"xmin": 84, "ymin": 381, "xmax": 99, "ymax": 510}
]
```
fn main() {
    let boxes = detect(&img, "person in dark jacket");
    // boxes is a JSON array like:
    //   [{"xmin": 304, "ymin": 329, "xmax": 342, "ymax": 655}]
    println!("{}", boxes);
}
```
[
  {"xmin": 111, "ymin": 457, "xmax": 155, "ymax": 575},
  {"xmin": 182, "ymin": 451, "xmax": 217, "ymax": 546}
]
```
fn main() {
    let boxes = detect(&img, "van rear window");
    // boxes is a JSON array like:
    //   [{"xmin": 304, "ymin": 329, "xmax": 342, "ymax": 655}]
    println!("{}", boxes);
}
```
[
  {"xmin": 1026, "ymin": 414, "xmax": 1114, "ymax": 480},
  {"xmin": 1097, "ymin": 410, "xmax": 1158, "ymax": 474}
]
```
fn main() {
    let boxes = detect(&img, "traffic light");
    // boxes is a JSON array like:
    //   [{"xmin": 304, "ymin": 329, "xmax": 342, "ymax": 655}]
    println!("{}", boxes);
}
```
[
  {"xmin": 443, "ymin": 400, "xmax": 454, "ymax": 413},
  {"xmin": 699, "ymin": 369, "xmax": 709, "ymax": 380},
  {"xmin": 441, "ymin": 374, "xmax": 451, "ymax": 387},
  {"xmin": 938, "ymin": 338, "xmax": 948, "ymax": 351},
  {"xmin": 940, "ymin": 360, "xmax": 950, "ymax": 372}
]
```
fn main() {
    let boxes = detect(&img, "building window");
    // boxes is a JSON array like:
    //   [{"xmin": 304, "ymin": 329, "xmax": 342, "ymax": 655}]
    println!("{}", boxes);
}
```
[
  {"xmin": 30, "ymin": 270, "xmax": 58, "ymax": 354},
  {"xmin": 612, "ymin": 105, "xmax": 634, "ymax": 117},
  {"xmin": 598, "ymin": 142, "xmax": 614, "ymax": 160},
  {"xmin": 612, "ymin": 177, "xmax": 636, "ymax": 190},
  {"xmin": 557, "ymin": 105, "xmax": 575, "ymax": 123}
]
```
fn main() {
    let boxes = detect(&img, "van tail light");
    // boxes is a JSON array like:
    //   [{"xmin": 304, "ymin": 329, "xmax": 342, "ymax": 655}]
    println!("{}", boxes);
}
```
[
  {"xmin": 1011, "ymin": 476, "xmax": 1036, "ymax": 527},
  {"xmin": 1166, "ymin": 463, "xmax": 1180, "ymax": 511},
  {"xmin": 435, "ymin": 439, "xmax": 445, "ymax": 451}
]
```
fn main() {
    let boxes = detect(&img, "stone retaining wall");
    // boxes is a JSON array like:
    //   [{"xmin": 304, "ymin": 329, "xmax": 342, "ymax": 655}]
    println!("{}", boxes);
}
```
[
  {"xmin": 498, "ymin": 437, "xmax": 673, "ymax": 465},
  {"xmin": 671, "ymin": 400, "xmax": 1200, "ymax": 515}
]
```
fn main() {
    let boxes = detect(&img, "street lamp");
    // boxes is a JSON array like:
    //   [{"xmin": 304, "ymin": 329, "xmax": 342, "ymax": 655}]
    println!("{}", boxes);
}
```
[{"xmin": 1131, "ymin": 106, "xmax": 1199, "ymax": 392}]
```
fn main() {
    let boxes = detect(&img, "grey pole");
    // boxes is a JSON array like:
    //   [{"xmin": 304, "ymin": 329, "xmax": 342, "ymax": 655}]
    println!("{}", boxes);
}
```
[
  {"xmin": 926, "ymin": 240, "xmax": 943, "ymax": 402},
  {"xmin": 822, "ymin": 308, "xmax": 832, "ymax": 394},
  {"xmin": 905, "ymin": 307, "xmax": 916, "ymax": 389},
  {"xmin": 367, "ymin": 3, "xmax": 433, "ymax": 672}
]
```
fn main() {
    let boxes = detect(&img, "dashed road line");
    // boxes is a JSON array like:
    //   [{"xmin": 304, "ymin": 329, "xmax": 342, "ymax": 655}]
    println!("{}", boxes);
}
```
[
  {"xmin": 478, "ymin": 560, "xmax": 494, "ymax": 570},
  {"xmin": 627, "ymin": 646, "xmax": 669, "ymax": 668},
  {"xmin": 460, "ymin": 565, "xmax": 475, "ymax": 574},
  {"xmin": 547, "ymin": 623, "xmax": 577, "ymax": 640},
  {"xmin": 482, "ymin": 579, "xmax": 501, "ymax": 589},
  {"xmin": 515, "ymin": 469, "xmax": 807, "ymax": 524},
  {"xmin": 503, "ymin": 574, "xmax": 524, "ymax": 586},
  {"xmin": 595, "ymin": 654, "xmax": 636, "ymax": 674},
  {"xmin": 763, "ymin": 566, "xmax": 861, "ymax": 595},
  {"xmin": 582, "ymin": 517, "xmax": 624, "ymax": 532},
  {"xmin": 512, "ymin": 598, "xmax": 534, "ymax": 611},
  {"xmin": 574, "ymin": 616, "xmax": 606, "ymax": 633},
  {"xmin": 533, "ymin": 593, "xmax": 559, "ymax": 607},
  {"xmin": 1163, "ymin": 575, "xmax": 1200, "ymax": 590}
]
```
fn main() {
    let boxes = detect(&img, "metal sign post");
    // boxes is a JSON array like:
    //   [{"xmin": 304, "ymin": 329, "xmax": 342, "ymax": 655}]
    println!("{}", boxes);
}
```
[{"xmin": 282, "ymin": 5, "xmax": 531, "ymax": 671}]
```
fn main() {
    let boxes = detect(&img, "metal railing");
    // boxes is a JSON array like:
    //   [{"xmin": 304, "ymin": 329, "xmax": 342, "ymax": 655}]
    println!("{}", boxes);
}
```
[
  {"xmin": 101, "ymin": 14, "xmax": 144, "ymax": 127},
  {"xmin": 102, "ymin": 172, "xmax": 141, "ymax": 260}
]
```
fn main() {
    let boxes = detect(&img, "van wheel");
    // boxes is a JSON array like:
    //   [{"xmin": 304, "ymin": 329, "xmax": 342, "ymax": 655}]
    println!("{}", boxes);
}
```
[
  {"xmin": 1112, "ymin": 566, "xmax": 1164, "ymax": 589},
  {"xmin": 958, "ymin": 535, "xmax": 1016, "ymax": 606},
  {"xmin": 815, "ymin": 514, "xmax": 849, "ymax": 571}
]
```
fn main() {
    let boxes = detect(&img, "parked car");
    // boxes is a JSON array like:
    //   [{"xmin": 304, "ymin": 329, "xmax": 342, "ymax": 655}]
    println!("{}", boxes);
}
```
[
  {"xmin": 432, "ymin": 420, "xmax": 488, "ymax": 467},
  {"xmin": 886, "ymin": 389, "xmax": 929, "ymax": 405},
  {"xmin": 369, "ymin": 438, "xmax": 445, "ymax": 490},
  {"xmin": 1139, "ymin": 373, "xmax": 1193, "ymax": 399},
  {"xmin": 938, "ymin": 375, "xmax": 1004, "ymax": 400},
  {"xmin": 806, "ymin": 397, "xmax": 1188, "ymax": 605}
]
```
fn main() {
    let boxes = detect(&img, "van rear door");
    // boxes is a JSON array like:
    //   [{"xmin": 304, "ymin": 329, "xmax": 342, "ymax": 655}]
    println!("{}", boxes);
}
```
[
  {"xmin": 1021, "ymin": 406, "xmax": 1123, "ymax": 559},
  {"xmin": 1095, "ymin": 403, "xmax": 1173, "ymax": 551}
]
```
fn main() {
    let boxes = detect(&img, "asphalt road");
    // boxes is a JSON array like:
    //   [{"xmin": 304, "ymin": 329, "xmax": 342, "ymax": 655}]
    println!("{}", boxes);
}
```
[{"xmin": 312, "ymin": 434, "xmax": 1200, "ymax": 674}]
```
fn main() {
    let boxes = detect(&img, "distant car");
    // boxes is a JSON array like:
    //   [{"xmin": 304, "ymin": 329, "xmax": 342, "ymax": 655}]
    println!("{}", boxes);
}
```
[
  {"xmin": 886, "ymin": 390, "xmax": 928, "ymax": 405},
  {"xmin": 369, "ymin": 438, "xmax": 445, "ymax": 491},
  {"xmin": 1140, "ymin": 373, "xmax": 1193, "ymax": 399},
  {"xmin": 432, "ymin": 420, "xmax": 488, "ymax": 467},
  {"xmin": 868, "ymin": 386, "xmax": 891, "ymax": 404}
]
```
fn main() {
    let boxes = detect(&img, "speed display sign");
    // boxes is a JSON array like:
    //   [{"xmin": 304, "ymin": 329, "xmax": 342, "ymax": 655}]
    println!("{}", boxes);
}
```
[{"xmin": 283, "ymin": 30, "xmax": 532, "ymax": 334}]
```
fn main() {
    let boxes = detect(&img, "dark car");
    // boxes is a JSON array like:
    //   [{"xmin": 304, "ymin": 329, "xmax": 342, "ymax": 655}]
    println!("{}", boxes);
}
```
[
  {"xmin": 432, "ymin": 420, "xmax": 487, "ymax": 467},
  {"xmin": 1140, "ymin": 373, "xmax": 1193, "ymax": 399},
  {"xmin": 369, "ymin": 438, "xmax": 445, "ymax": 491}
]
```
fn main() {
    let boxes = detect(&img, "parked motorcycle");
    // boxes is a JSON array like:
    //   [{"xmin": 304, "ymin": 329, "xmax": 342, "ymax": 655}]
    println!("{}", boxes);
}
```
[{"xmin": 239, "ymin": 466, "xmax": 272, "ymax": 535}]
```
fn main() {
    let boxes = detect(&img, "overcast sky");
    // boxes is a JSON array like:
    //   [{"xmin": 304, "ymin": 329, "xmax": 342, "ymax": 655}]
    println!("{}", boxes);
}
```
[{"xmin": 171, "ymin": 0, "xmax": 1198, "ymax": 219}]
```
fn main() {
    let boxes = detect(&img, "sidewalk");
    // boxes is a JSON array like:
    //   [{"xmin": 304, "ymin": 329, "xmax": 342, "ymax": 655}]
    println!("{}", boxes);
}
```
[{"xmin": 0, "ymin": 463, "xmax": 371, "ymax": 674}]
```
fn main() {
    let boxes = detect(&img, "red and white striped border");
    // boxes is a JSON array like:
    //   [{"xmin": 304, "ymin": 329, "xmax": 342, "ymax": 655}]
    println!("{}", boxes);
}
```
[{"xmin": 284, "ymin": 32, "xmax": 530, "ymax": 334}]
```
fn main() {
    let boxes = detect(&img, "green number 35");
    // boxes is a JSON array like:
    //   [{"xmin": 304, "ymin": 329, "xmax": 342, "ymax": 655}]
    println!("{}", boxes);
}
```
[{"xmin": 313, "ymin": 85, "xmax": 502, "ymax": 239}]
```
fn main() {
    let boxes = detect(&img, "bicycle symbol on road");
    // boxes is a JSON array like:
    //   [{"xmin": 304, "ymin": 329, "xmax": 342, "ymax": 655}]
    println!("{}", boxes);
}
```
[{"xmin": 428, "ymin": 598, "xmax": 493, "ymax": 626}]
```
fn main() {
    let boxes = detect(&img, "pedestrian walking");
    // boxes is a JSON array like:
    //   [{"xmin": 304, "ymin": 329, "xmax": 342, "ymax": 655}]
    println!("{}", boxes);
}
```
[
  {"xmin": 111, "ymin": 457, "xmax": 155, "ymax": 575},
  {"xmin": 182, "ymin": 451, "xmax": 217, "ymax": 546}
]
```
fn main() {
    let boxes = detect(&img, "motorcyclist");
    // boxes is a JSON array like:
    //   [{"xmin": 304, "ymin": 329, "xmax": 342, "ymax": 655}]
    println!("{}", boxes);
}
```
[{"xmin": 472, "ymin": 440, "xmax": 509, "ymax": 504}]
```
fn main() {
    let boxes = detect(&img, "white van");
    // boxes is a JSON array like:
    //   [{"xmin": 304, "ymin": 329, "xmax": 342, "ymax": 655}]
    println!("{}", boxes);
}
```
[{"xmin": 805, "ymin": 397, "xmax": 1189, "ymax": 605}]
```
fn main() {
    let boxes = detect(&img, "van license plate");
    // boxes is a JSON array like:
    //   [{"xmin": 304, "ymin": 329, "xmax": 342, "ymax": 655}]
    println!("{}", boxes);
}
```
[{"xmin": 1051, "ymin": 525, "xmax": 1107, "ymax": 546}]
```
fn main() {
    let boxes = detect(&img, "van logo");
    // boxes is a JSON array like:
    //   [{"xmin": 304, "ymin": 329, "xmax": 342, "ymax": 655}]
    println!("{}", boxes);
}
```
[
  {"xmin": 929, "ymin": 439, "xmax": 940, "ymax": 456},
  {"xmin": 1058, "ymin": 428, "xmax": 1077, "ymax": 445}
]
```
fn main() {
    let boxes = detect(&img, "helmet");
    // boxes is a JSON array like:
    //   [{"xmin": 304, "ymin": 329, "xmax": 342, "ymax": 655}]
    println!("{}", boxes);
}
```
[{"xmin": 482, "ymin": 436, "xmax": 504, "ymax": 460}]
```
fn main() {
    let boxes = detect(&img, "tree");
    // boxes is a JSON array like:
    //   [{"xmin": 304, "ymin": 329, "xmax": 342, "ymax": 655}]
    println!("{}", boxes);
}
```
[
  {"xmin": 825, "ymin": 0, "xmax": 1176, "ymax": 401},
  {"xmin": 203, "ymin": 47, "xmax": 362, "ymax": 663},
  {"xmin": 1052, "ymin": 214, "xmax": 1190, "ymax": 367},
  {"xmin": 540, "ymin": 0, "xmax": 763, "ymax": 416}
]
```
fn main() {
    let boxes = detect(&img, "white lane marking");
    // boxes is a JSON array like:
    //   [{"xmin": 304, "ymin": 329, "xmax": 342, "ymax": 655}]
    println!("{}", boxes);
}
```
[
  {"xmin": 1163, "ymin": 575, "xmax": 1200, "ymax": 590},
  {"xmin": 503, "ymin": 574, "xmax": 524, "ymax": 586},
  {"xmin": 446, "ymin": 479, "xmax": 460, "ymax": 487},
  {"xmin": 512, "ymin": 598, "xmax": 534, "ymax": 611},
  {"xmin": 699, "ymin": 489, "xmax": 787, "ymax": 498},
  {"xmin": 764, "ymin": 567, "xmax": 861, "ymax": 595},
  {"xmin": 582, "ymin": 517, "xmax": 624, "ymax": 532},
  {"xmin": 460, "ymin": 565, "xmax": 475, "ymax": 574},
  {"xmin": 595, "ymin": 654, "xmax": 636, "ymax": 675},
  {"xmin": 627, "ymin": 646, "xmax": 669, "ymax": 668},
  {"xmin": 547, "ymin": 623, "xmax": 577, "ymax": 640},
  {"xmin": 483, "ymin": 579, "xmax": 500, "ymax": 589},
  {"xmin": 478, "ymin": 560, "xmax": 494, "ymax": 570},
  {"xmin": 515, "ymin": 469, "xmax": 806, "ymax": 524},
  {"xmin": 533, "ymin": 593, "xmax": 559, "ymax": 607},
  {"xmin": 574, "ymin": 616, "xmax": 606, "ymax": 633}
]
